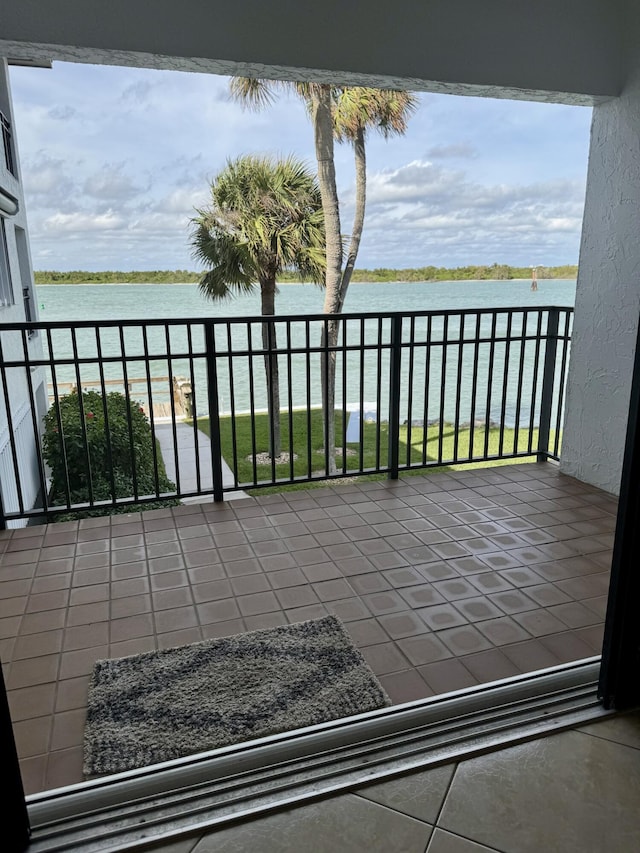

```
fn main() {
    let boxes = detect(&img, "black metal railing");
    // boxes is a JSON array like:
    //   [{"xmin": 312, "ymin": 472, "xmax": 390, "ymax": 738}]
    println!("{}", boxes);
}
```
[
  {"xmin": 22, "ymin": 286, "xmax": 37, "ymax": 339},
  {"xmin": 1, "ymin": 112, "xmax": 15, "ymax": 176},
  {"xmin": 0, "ymin": 306, "xmax": 572, "ymax": 525}
]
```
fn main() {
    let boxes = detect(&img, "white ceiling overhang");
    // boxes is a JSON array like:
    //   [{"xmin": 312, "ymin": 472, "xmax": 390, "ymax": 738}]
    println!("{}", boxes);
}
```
[{"xmin": 0, "ymin": 0, "xmax": 627, "ymax": 106}]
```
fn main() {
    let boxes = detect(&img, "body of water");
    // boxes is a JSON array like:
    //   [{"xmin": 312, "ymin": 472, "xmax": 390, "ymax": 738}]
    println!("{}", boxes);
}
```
[
  {"xmin": 35, "ymin": 279, "xmax": 576, "ymax": 321},
  {"xmin": 33, "ymin": 280, "xmax": 575, "ymax": 427}
]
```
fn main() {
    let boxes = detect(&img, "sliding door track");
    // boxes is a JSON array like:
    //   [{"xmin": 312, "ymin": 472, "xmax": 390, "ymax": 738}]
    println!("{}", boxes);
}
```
[{"xmin": 28, "ymin": 658, "xmax": 607, "ymax": 852}]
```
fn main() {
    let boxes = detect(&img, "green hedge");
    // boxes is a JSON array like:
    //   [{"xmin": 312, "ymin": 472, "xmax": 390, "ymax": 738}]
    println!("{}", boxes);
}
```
[{"xmin": 42, "ymin": 390, "xmax": 178, "ymax": 519}]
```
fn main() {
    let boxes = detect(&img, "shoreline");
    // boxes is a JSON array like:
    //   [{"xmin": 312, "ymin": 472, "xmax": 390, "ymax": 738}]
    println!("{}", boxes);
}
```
[{"xmin": 35, "ymin": 277, "xmax": 577, "ymax": 287}]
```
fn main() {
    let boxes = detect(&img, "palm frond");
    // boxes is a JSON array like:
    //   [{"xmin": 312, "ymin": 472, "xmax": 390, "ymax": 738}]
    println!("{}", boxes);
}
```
[
  {"xmin": 333, "ymin": 88, "xmax": 419, "ymax": 142},
  {"xmin": 190, "ymin": 154, "xmax": 326, "ymax": 301},
  {"xmin": 229, "ymin": 77, "xmax": 276, "ymax": 110}
]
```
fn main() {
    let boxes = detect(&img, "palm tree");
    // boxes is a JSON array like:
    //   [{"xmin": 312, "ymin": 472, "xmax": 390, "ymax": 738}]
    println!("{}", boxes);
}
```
[
  {"xmin": 191, "ymin": 154, "xmax": 325, "ymax": 459},
  {"xmin": 230, "ymin": 80, "xmax": 417, "ymax": 470}
]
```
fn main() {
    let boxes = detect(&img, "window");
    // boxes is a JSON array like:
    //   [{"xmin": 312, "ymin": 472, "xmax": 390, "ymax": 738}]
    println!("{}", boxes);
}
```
[
  {"xmin": 1, "ymin": 111, "xmax": 16, "ymax": 176},
  {"xmin": 15, "ymin": 227, "xmax": 36, "ymax": 334},
  {"xmin": 0, "ymin": 217, "xmax": 14, "ymax": 307}
]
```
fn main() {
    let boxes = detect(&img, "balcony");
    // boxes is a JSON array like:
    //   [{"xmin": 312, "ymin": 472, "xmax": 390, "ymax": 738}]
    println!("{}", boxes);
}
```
[
  {"xmin": 0, "ymin": 306, "xmax": 572, "ymax": 522},
  {"xmin": 0, "ymin": 307, "xmax": 614, "ymax": 796},
  {"xmin": 0, "ymin": 464, "xmax": 614, "ymax": 794}
]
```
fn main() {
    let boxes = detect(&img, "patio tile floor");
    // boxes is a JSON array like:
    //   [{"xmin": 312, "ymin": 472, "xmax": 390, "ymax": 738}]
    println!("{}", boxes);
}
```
[{"xmin": 0, "ymin": 461, "xmax": 617, "ymax": 795}]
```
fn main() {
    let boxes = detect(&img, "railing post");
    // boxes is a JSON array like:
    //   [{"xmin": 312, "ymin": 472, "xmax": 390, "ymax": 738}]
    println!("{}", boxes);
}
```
[
  {"xmin": 537, "ymin": 308, "xmax": 560, "ymax": 462},
  {"xmin": 388, "ymin": 315, "xmax": 403, "ymax": 480},
  {"xmin": 204, "ymin": 322, "xmax": 225, "ymax": 502},
  {"xmin": 0, "ymin": 659, "xmax": 31, "ymax": 851}
]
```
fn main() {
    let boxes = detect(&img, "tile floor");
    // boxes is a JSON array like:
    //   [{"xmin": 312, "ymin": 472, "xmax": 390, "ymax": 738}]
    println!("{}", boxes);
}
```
[
  {"xmin": 0, "ymin": 461, "xmax": 616, "ymax": 795},
  {"xmin": 143, "ymin": 711, "xmax": 640, "ymax": 853}
]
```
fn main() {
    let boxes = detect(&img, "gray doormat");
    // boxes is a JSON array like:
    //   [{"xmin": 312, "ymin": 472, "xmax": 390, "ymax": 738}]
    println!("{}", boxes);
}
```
[{"xmin": 84, "ymin": 615, "xmax": 390, "ymax": 776}]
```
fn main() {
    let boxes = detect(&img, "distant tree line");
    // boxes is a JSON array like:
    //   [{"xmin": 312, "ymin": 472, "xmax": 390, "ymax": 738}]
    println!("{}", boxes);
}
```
[
  {"xmin": 313, "ymin": 263, "xmax": 578, "ymax": 283},
  {"xmin": 34, "ymin": 270, "xmax": 201, "ymax": 284},
  {"xmin": 34, "ymin": 264, "xmax": 578, "ymax": 285}
]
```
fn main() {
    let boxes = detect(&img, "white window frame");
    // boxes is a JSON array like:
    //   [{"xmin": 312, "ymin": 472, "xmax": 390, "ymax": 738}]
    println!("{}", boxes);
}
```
[{"xmin": 0, "ymin": 216, "xmax": 13, "ymax": 308}]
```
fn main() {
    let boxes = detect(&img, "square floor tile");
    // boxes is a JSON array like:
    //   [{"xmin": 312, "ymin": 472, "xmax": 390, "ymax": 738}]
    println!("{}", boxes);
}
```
[
  {"xmin": 378, "ymin": 611, "xmax": 427, "ymax": 640},
  {"xmin": 432, "ymin": 579, "xmax": 478, "ymax": 602},
  {"xmin": 312, "ymin": 579, "xmax": 355, "ymax": 601},
  {"xmin": 355, "ymin": 763, "xmax": 454, "ymax": 823},
  {"xmin": 378, "ymin": 669, "xmax": 433, "ymax": 703},
  {"xmin": 361, "ymin": 591, "xmax": 408, "ymax": 616},
  {"xmin": 488, "ymin": 589, "xmax": 537, "ymax": 615},
  {"xmin": 197, "ymin": 599, "xmax": 241, "ymax": 624},
  {"xmin": 419, "ymin": 659, "xmax": 478, "ymax": 694},
  {"xmin": 419, "ymin": 603, "xmax": 468, "ymax": 632},
  {"xmin": 437, "ymin": 625, "xmax": 493, "ymax": 656},
  {"xmin": 439, "ymin": 730, "xmax": 640, "ymax": 853},
  {"xmin": 453, "ymin": 597, "xmax": 503, "ymax": 622},
  {"xmin": 190, "ymin": 792, "xmax": 433, "ymax": 852},
  {"xmin": 539, "ymin": 632, "xmax": 596, "ymax": 663},
  {"xmin": 399, "ymin": 585, "xmax": 446, "ymax": 608},
  {"xmin": 349, "ymin": 573, "xmax": 392, "ymax": 595},
  {"xmin": 360, "ymin": 642, "xmax": 409, "ymax": 676},
  {"xmin": 500, "ymin": 638, "xmax": 561, "ymax": 672},
  {"xmin": 325, "ymin": 597, "xmax": 371, "ymax": 622},
  {"xmin": 396, "ymin": 634, "xmax": 453, "ymax": 666},
  {"xmin": 523, "ymin": 583, "xmax": 572, "ymax": 607},
  {"xmin": 476, "ymin": 616, "xmax": 531, "ymax": 646},
  {"xmin": 285, "ymin": 603, "xmax": 328, "ymax": 623},
  {"xmin": 346, "ymin": 619, "xmax": 389, "ymax": 647},
  {"xmin": 511, "ymin": 609, "xmax": 569, "ymax": 637},
  {"xmin": 426, "ymin": 828, "xmax": 500, "ymax": 852},
  {"xmin": 459, "ymin": 648, "xmax": 520, "ymax": 682}
]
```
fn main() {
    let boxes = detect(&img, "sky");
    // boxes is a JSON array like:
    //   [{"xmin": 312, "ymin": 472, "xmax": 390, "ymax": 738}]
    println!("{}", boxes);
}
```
[{"xmin": 8, "ymin": 61, "xmax": 593, "ymax": 272}]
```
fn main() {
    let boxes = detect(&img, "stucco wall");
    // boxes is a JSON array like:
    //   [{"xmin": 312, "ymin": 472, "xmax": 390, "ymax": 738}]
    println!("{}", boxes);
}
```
[
  {"xmin": 0, "ymin": 1, "xmax": 622, "ymax": 104},
  {"xmin": 0, "ymin": 59, "xmax": 46, "ymax": 525},
  {"xmin": 560, "ymin": 20, "xmax": 640, "ymax": 494}
]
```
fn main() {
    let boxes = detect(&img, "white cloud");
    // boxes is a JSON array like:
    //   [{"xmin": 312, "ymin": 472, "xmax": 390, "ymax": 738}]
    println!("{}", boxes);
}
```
[
  {"xmin": 47, "ymin": 104, "xmax": 77, "ymax": 121},
  {"xmin": 157, "ymin": 186, "xmax": 210, "ymax": 215},
  {"xmin": 120, "ymin": 79, "xmax": 155, "ymax": 104},
  {"xmin": 43, "ymin": 211, "xmax": 126, "ymax": 233},
  {"xmin": 426, "ymin": 142, "xmax": 477, "ymax": 160},
  {"xmin": 83, "ymin": 163, "xmax": 144, "ymax": 201},
  {"xmin": 352, "ymin": 159, "xmax": 586, "ymax": 266},
  {"xmin": 22, "ymin": 153, "xmax": 76, "ymax": 200},
  {"xmin": 8, "ymin": 62, "xmax": 592, "ymax": 271}
]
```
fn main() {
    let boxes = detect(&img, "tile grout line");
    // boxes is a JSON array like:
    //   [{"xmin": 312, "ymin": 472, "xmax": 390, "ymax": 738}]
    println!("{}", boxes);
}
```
[
  {"xmin": 572, "ymin": 725, "xmax": 640, "ymax": 752},
  {"xmin": 426, "ymin": 826, "xmax": 511, "ymax": 853},
  {"xmin": 431, "ymin": 760, "xmax": 459, "ymax": 833}
]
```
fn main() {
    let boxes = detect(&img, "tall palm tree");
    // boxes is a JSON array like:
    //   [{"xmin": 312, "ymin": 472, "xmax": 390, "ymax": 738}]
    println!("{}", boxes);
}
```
[
  {"xmin": 230, "ymin": 80, "xmax": 417, "ymax": 470},
  {"xmin": 332, "ymin": 87, "xmax": 418, "ymax": 311},
  {"xmin": 191, "ymin": 154, "xmax": 325, "ymax": 459}
]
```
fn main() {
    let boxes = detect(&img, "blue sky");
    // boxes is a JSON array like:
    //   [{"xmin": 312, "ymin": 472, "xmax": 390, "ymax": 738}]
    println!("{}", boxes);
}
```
[{"xmin": 9, "ymin": 62, "xmax": 593, "ymax": 272}]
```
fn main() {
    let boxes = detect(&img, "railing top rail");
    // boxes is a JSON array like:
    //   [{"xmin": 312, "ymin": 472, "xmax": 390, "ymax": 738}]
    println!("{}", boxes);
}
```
[{"xmin": 0, "ymin": 305, "xmax": 574, "ymax": 333}]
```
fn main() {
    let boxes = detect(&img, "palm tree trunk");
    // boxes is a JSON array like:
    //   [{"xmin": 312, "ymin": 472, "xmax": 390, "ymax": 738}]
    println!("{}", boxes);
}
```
[
  {"xmin": 338, "ymin": 125, "xmax": 366, "ymax": 311},
  {"xmin": 260, "ymin": 278, "xmax": 280, "ymax": 458},
  {"xmin": 313, "ymin": 85, "xmax": 343, "ymax": 474}
]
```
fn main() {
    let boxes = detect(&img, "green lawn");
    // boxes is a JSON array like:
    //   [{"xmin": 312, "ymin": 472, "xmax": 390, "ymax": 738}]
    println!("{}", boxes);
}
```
[{"xmin": 196, "ymin": 409, "xmax": 555, "ymax": 491}]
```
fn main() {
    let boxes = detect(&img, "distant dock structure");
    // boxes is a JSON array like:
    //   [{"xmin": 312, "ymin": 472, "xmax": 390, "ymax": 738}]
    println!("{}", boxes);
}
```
[{"xmin": 46, "ymin": 375, "xmax": 194, "ymax": 421}]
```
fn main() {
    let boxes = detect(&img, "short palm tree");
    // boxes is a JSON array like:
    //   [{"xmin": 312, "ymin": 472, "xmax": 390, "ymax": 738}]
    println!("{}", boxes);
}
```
[{"xmin": 191, "ymin": 155, "xmax": 325, "ymax": 458}]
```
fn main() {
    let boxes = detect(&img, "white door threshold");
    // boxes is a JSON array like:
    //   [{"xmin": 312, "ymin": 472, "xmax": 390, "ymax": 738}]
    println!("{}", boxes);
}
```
[{"xmin": 27, "ymin": 658, "xmax": 608, "ymax": 853}]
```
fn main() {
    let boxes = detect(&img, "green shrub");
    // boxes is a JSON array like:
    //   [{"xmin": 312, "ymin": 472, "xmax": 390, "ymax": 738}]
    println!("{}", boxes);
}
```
[{"xmin": 42, "ymin": 389, "xmax": 178, "ymax": 519}]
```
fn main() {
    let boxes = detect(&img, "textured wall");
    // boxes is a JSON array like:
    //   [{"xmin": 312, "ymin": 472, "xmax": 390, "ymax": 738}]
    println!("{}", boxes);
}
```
[
  {"xmin": 561, "ymin": 23, "xmax": 640, "ymax": 494},
  {"xmin": 0, "ymin": 0, "xmax": 622, "ymax": 104},
  {"xmin": 0, "ymin": 59, "xmax": 46, "ymax": 526}
]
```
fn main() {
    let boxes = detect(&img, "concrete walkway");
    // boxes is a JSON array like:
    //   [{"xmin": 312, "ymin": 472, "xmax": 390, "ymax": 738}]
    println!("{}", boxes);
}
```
[{"xmin": 154, "ymin": 421, "xmax": 246, "ymax": 501}]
